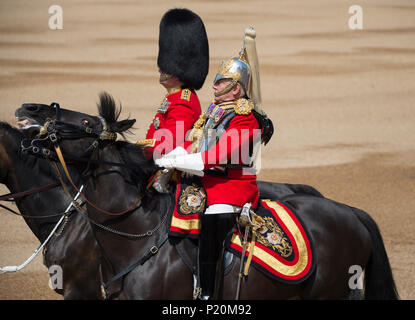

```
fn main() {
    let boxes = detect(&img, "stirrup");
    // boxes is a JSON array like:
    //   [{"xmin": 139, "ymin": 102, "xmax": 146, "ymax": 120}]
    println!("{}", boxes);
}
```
[
  {"xmin": 238, "ymin": 203, "xmax": 254, "ymax": 227},
  {"xmin": 193, "ymin": 287, "xmax": 208, "ymax": 300}
]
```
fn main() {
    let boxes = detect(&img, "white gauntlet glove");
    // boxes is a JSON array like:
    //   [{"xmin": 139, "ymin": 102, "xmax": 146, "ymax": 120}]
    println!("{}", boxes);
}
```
[
  {"xmin": 161, "ymin": 146, "xmax": 188, "ymax": 159},
  {"xmin": 155, "ymin": 152, "xmax": 205, "ymax": 177}
]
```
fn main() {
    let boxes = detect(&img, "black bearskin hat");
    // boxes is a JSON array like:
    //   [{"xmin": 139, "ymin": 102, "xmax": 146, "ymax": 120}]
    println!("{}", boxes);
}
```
[{"xmin": 158, "ymin": 8, "xmax": 209, "ymax": 90}]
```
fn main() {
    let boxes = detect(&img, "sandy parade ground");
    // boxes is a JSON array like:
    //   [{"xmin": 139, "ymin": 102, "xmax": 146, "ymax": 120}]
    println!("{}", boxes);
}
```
[{"xmin": 0, "ymin": 0, "xmax": 414, "ymax": 300}]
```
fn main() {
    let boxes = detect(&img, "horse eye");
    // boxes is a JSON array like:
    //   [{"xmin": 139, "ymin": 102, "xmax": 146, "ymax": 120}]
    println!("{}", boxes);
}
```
[{"xmin": 81, "ymin": 119, "xmax": 89, "ymax": 126}]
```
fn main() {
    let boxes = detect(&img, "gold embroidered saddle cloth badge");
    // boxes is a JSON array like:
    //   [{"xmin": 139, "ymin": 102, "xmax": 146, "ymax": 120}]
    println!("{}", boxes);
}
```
[
  {"xmin": 225, "ymin": 199, "xmax": 315, "ymax": 283},
  {"xmin": 168, "ymin": 174, "xmax": 205, "ymax": 239}
]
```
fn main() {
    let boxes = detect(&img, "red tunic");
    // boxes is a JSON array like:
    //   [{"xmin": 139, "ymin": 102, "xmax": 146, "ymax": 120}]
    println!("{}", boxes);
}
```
[
  {"xmin": 200, "ymin": 112, "xmax": 260, "ymax": 209},
  {"xmin": 144, "ymin": 88, "xmax": 201, "ymax": 159}
]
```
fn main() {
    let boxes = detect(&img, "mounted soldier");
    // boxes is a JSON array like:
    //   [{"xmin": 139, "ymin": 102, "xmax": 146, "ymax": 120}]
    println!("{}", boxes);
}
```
[
  {"xmin": 156, "ymin": 27, "xmax": 274, "ymax": 299},
  {"xmin": 136, "ymin": 8, "xmax": 209, "ymax": 164}
]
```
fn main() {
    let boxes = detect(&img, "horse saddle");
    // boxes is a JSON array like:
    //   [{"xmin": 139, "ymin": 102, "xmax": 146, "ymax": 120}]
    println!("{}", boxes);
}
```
[
  {"xmin": 172, "ymin": 198, "xmax": 315, "ymax": 285},
  {"xmin": 167, "ymin": 174, "xmax": 315, "ymax": 284},
  {"xmin": 225, "ymin": 199, "xmax": 315, "ymax": 284}
]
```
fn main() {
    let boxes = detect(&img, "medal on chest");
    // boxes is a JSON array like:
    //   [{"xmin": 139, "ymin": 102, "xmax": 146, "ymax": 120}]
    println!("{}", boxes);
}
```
[
  {"xmin": 214, "ymin": 108, "xmax": 225, "ymax": 122},
  {"xmin": 153, "ymin": 116, "xmax": 161, "ymax": 130},
  {"xmin": 157, "ymin": 97, "xmax": 171, "ymax": 113}
]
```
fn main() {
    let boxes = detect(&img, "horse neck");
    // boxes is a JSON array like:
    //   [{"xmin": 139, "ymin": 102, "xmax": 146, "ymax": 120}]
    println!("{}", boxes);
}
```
[
  {"xmin": 84, "ymin": 143, "xmax": 171, "ymax": 266},
  {"xmin": 83, "ymin": 143, "xmax": 155, "ymax": 219},
  {"xmin": 0, "ymin": 131, "xmax": 70, "ymax": 242}
]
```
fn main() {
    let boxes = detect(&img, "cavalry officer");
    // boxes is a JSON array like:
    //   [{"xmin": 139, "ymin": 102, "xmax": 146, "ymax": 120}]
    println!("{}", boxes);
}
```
[
  {"xmin": 137, "ymin": 8, "xmax": 209, "ymax": 161},
  {"xmin": 156, "ymin": 27, "xmax": 272, "ymax": 299}
]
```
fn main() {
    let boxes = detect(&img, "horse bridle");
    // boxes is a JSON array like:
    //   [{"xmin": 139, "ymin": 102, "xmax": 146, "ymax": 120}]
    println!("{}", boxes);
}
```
[
  {"xmin": 40, "ymin": 102, "xmax": 117, "ymax": 151},
  {"xmin": 31, "ymin": 102, "xmax": 159, "ymax": 216}
]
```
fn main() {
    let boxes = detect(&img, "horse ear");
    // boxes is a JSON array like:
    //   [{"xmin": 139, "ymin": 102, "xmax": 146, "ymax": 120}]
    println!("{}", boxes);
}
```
[{"xmin": 112, "ymin": 119, "xmax": 136, "ymax": 133}]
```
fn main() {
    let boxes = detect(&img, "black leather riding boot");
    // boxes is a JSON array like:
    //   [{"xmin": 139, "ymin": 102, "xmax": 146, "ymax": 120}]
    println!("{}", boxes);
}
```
[{"xmin": 199, "ymin": 212, "xmax": 235, "ymax": 299}]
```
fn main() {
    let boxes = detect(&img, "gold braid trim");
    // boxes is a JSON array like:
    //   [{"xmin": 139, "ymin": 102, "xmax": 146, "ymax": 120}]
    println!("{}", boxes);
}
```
[
  {"xmin": 189, "ymin": 113, "xmax": 207, "ymax": 153},
  {"xmin": 136, "ymin": 139, "xmax": 155, "ymax": 147}
]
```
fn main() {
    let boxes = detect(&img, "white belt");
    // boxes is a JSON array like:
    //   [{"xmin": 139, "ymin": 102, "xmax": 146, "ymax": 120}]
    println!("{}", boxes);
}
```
[{"xmin": 204, "ymin": 204, "xmax": 242, "ymax": 215}]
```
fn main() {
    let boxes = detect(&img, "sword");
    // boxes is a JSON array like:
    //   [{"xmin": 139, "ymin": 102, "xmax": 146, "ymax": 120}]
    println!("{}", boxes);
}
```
[{"xmin": 235, "ymin": 225, "xmax": 250, "ymax": 300}]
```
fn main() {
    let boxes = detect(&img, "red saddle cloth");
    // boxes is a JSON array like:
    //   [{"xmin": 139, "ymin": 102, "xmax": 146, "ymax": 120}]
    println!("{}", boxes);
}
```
[
  {"xmin": 168, "ymin": 174, "xmax": 204, "ymax": 239},
  {"xmin": 225, "ymin": 199, "xmax": 315, "ymax": 284},
  {"xmin": 168, "ymin": 177, "xmax": 315, "ymax": 284}
]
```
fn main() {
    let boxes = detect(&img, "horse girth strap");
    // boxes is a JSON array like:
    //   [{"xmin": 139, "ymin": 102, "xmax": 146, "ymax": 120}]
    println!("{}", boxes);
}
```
[{"xmin": 53, "ymin": 144, "xmax": 143, "ymax": 216}]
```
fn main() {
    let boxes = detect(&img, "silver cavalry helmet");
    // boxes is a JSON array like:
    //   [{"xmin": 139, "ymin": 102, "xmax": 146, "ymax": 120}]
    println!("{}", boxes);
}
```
[{"xmin": 213, "ymin": 50, "xmax": 251, "ymax": 97}]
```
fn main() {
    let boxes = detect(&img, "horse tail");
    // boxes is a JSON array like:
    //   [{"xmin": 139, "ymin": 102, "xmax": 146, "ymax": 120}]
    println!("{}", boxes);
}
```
[{"xmin": 349, "ymin": 207, "xmax": 399, "ymax": 300}]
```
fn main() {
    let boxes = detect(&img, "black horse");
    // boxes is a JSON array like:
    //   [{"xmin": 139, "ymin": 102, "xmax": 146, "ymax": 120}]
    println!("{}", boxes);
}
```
[
  {"xmin": 15, "ymin": 93, "xmax": 399, "ymax": 299},
  {"xmin": 0, "ymin": 121, "xmax": 100, "ymax": 299},
  {"xmin": 1, "ymin": 115, "xmax": 325, "ymax": 301}
]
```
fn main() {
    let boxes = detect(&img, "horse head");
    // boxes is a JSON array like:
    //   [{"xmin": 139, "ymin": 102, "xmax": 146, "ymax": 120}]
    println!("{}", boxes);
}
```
[
  {"xmin": 15, "ymin": 92, "xmax": 136, "ymax": 161},
  {"xmin": 15, "ymin": 103, "xmax": 56, "ymax": 139}
]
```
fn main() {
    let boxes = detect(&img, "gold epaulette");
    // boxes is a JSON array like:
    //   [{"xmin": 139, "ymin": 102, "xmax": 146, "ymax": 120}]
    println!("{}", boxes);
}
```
[
  {"xmin": 235, "ymin": 98, "xmax": 254, "ymax": 115},
  {"xmin": 180, "ymin": 88, "xmax": 191, "ymax": 101},
  {"xmin": 136, "ymin": 139, "xmax": 155, "ymax": 147}
]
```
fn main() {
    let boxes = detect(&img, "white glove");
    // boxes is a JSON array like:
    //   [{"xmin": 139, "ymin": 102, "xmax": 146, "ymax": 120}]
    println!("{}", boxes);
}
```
[
  {"xmin": 161, "ymin": 146, "xmax": 188, "ymax": 159},
  {"xmin": 155, "ymin": 152, "xmax": 205, "ymax": 177}
]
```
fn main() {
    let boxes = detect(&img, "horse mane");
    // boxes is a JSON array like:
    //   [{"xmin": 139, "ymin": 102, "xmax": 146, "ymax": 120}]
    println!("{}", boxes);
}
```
[
  {"xmin": 96, "ymin": 92, "xmax": 136, "ymax": 138},
  {"xmin": 115, "ymin": 141, "xmax": 156, "ymax": 192},
  {"xmin": 95, "ymin": 92, "xmax": 156, "ymax": 189},
  {"xmin": 97, "ymin": 92, "xmax": 122, "ymax": 124}
]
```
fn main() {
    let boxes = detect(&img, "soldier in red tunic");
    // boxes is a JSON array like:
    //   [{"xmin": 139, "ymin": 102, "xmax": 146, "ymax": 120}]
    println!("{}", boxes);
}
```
[
  {"xmin": 136, "ymin": 8, "xmax": 209, "ymax": 161},
  {"xmin": 156, "ymin": 28, "xmax": 273, "ymax": 299}
]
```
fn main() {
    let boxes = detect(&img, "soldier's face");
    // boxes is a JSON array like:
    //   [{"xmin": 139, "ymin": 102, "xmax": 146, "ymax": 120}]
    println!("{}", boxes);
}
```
[
  {"xmin": 213, "ymin": 79, "xmax": 240, "ymax": 103},
  {"xmin": 159, "ymin": 70, "xmax": 183, "ymax": 89}
]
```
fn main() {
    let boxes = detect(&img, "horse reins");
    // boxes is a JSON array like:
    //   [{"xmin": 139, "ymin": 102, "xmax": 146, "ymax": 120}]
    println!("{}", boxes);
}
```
[
  {"xmin": 53, "ymin": 144, "xmax": 143, "ymax": 216},
  {"xmin": 0, "ymin": 182, "xmax": 69, "ymax": 219},
  {"xmin": 0, "ymin": 182, "xmax": 60, "ymax": 202}
]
